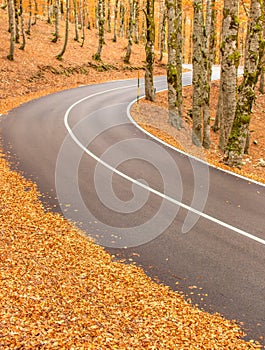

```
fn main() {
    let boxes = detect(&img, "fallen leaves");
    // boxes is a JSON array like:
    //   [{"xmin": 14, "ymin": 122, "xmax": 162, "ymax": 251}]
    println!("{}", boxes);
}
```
[
  {"xmin": 131, "ymin": 84, "xmax": 265, "ymax": 185},
  {"xmin": 0, "ymin": 149, "xmax": 262, "ymax": 349}
]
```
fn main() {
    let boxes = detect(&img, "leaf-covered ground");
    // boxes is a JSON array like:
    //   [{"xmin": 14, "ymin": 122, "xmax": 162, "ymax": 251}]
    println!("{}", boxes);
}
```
[
  {"xmin": 0, "ymin": 9, "xmax": 264, "ymax": 349},
  {"xmin": 131, "ymin": 82, "xmax": 265, "ymax": 184}
]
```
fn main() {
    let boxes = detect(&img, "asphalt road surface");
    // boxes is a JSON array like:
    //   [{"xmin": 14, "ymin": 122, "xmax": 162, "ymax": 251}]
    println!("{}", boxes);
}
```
[{"xmin": 1, "ymin": 68, "xmax": 265, "ymax": 343}]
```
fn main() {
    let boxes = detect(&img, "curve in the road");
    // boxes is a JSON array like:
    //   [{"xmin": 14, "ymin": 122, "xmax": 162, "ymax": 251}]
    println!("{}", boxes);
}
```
[
  {"xmin": 1, "ymin": 69, "xmax": 265, "ymax": 343},
  {"xmin": 63, "ymin": 81, "xmax": 265, "ymax": 246}
]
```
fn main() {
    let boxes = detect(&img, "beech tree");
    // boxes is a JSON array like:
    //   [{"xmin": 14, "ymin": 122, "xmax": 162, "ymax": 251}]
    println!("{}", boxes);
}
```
[
  {"xmin": 56, "ymin": 0, "xmax": 69, "ymax": 60},
  {"xmin": 113, "ymin": 0, "xmax": 119, "ymax": 42},
  {"xmin": 124, "ymin": 0, "xmax": 133, "ymax": 63},
  {"xmin": 19, "ymin": 0, "xmax": 26, "ymax": 50},
  {"xmin": 202, "ymin": 0, "xmax": 216, "ymax": 149},
  {"xmin": 94, "ymin": 0, "xmax": 105, "ymax": 60},
  {"xmin": 158, "ymin": 0, "xmax": 166, "ymax": 62},
  {"xmin": 51, "ymin": 0, "xmax": 60, "ymax": 43},
  {"xmin": 144, "ymin": 0, "xmax": 155, "ymax": 101},
  {"xmin": 7, "ymin": 0, "xmax": 15, "ymax": 60},
  {"xmin": 73, "ymin": 0, "xmax": 79, "ymax": 42},
  {"xmin": 225, "ymin": 0, "xmax": 265, "ymax": 166},
  {"xmin": 192, "ymin": 0, "xmax": 206, "ymax": 146},
  {"xmin": 166, "ymin": 0, "xmax": 182, "ymax": 129},
  {"xmin": 218, "ymin": 0, "xmax": 240, "ymax": 151}
]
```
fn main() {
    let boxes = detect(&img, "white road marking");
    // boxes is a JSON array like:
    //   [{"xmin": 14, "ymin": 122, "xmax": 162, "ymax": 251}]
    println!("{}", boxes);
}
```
[{"xmin": 64, "ymin": 82, "xmax": 265, "ymax": 246}]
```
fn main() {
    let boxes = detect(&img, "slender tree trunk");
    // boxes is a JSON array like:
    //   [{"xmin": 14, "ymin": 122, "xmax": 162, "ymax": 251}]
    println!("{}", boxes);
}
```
[
  {"xmin": 19, "ymin": 0, "xmax": 26, "ymax": 50},
  {"xmin": 73, "ymin": 0, "xmax": 79, "ymax": 41},
  {"xmin": 26, "ymin": 0, "xmax": 32, "ymax": 35},
  {"xmin": 133, "ymin": 0, "xmax": 139, "ymax": 44},
  {"xmin": 188, "ymin": 17, "xmax": 193, "ymax": 64},
  {"xmin": 94, "ymin": 0, "xmax": 105, "ymax": 61},
  {"xmin": 166, "ymin": 0, "xmax": 182, "ymax": 129},
  {"xmin": 7, "ymin": 0, "xmax": 15, "ymax": 60},
  {"xmin": 47, "ymin": 0, "xmax": 52, "ymax": 24},
  {"xmin": 158, "ymin": 0, "xmax": 166, "ymax": 62},
  {"xmin": 80, "ymin": 0, "xmax": 85, "ymax": 47},
  {"xmin": 218, "ymin": 0, "xmax": 239, "ymax": 151},
  {"xmin": 124, "ymin": 0, "xmax": 133, "ymax": 63},
  {"xmin": 52, "ymin": 0, "xmax": 60, "ymax": 42},
  {"xmin": 225, "ymin": 0, "xmax": 265, "ymax": 166},
  {"xmin": 212, "ymin": 74, "xmax": 223, "ymax": 131},
  {"xmin": 202, "ymin": 0, "xmax": 216, "ymax": 149},
  {"xmin": 119, "ymin": 1, "xmax": 125, "ymax": 38},
  {"xmin": 106, "ymin": 0, "xmax": 111, "ymax": 32},
  {"xmin": 192, "ymin": 0, "xmax": 205, "ymax": 146},
  {"xmin": 259, "ymin": 25, "xmax": 265, "ymax": 93},
  {"xmin": 32, "ymin": 0, "xmax": 37, "ymax": 25},
  {"xmin": 113, "ymin": 0, "xmax": 118, "ymax": 42},
  {"xmin": 14, "ymin": 0, "xmax": 19, "ymax": 43},
  {"xmin": 144, "ymin": 0, "xmax": 155, "ymax": 101},
  {"xmin": 56, "ymin": 0, "xmax": 69, "ymax": 59}
]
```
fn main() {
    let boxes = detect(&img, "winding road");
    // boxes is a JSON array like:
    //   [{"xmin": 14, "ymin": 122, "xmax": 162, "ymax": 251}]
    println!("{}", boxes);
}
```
[{"xmin": 1, "ymin": 68, "xmax": 265, "ymax": 343}]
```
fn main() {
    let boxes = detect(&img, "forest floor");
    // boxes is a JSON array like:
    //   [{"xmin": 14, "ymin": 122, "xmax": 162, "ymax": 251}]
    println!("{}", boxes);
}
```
[{"xmin": 0, "ymin": 8, "xmax": 264, "ymax": 349}]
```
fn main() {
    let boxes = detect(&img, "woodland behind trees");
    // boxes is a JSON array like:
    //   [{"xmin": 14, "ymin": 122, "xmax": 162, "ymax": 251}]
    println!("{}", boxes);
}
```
[{"xmin": 2, "ymin": 0, "xmax": 265, "ymax": 167}]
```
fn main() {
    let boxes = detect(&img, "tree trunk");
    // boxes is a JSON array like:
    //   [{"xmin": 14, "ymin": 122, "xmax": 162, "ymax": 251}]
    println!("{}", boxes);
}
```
[
  {"xmin": 73, "ymin": 0, "xmax": 79, "ymax": 42},
  {"xmin": 32, "ymin": 0, "xmax": 37, "ymax": 25},
  {"xmin": 133, "ymin": 0, "xmax": 139, "ymax": 44},
  {"xmin": 202, "ymin": 0, "xmax": 216, "ymax": 149},
  {"xmin": 158, "ymin": 3, "xmax": 166, "ymax": 62},
  {"xmin": 80, "ymin": 0, "xmax": 85, "ymax": 47},
  {"xmin": 259, "ymin": 25, "xmax": 265, "ymax": 93},
  {"xmin": 51, "ymin": 0, "xmax": 60, "ymax": 43},
  {"xmin": 119, "ymin": 1, "xmax": 125, "ymax": 38},
  {"xmin": 7, "ymin": 0, "xmax": 15, "ymax": 60},
  {"xmin": 56, "ymin": 0, "xmax": 69, "ymax": 60},
  {"xmin": 218, "ymin": 0, "xmax": 239, "ymax": 151},
  {"xmin": 113, "ymin": 0, "xmax": 118, "ymax": 42},
  {"xmin": 124, "ymin": 0, "xmax": 133, "ymax": 63},
  {"xmin": 144, "ymin": 0, "xmax": 155, "ymax": 101},
  {"xmin": 26, "ymin": 0, "xmax": 32, "ymax": 35},
  {"xmin": 94, "ymin": 0, "xmax": 105, "ymax": 61},
  {"xmin": 192, "ymin": 0, "xmax": 205, "ymax": 146},
  {"xmin": 14, "ymin": 0, "xmax": 19, "ymax": 43},
  {"xmin": 19, "ymin": 0, "xmax": 26, "ymax": 50},
  {"xmin": 166, "ymin": 0, "xmax": 183, "ymax": 129},
  {"xmin": 47, "ymin": 0, "xmax": 52, "ymax": 24},
  {"xmin": 106, "ymin": 0, "xmax": 111, "ymax": 32},
  {"xmin": 212, "ymin": 74, "xmax": 223, "ymax": 131},
  {"xmin": 225, "ymin": 0, "xmax": 265, "ymax": 166}
]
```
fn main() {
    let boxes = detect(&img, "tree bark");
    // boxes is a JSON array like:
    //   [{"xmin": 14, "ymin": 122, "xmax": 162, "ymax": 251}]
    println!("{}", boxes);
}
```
[
  {"xmin": 26, "ymin": 0, "xmax": 32, "ymax": 35},
  {"xmin": 94, "ymin": 0, "xmax": 105, "ymax": 61},
  {"xmin": 119, "ymin": 1, "xmax": 125, "ymax": 38},
  {"xmin": 144, "ymin": 0, "xmax": 155, "ymax": 101},
  {"xmin": 225, "ymin": 0, "xmax": 265, "ymax": 166},
  {"xmin": 106, "ymin": 0, "xmax": 111, "ymax": 32},
  {"xmin": 124, "ymin": 0, "xmax": 133, "ymax": 63},
  {"xmin": 158, "ymin": 0, "xmax": 166, "ymax": 62},
  {"xmin": 192, "ymin": 0, "xmax": 205, "ymax": 146},
  {"xmin": 166, "ymin": 0, "xmax": 182, "ymax": 129},
  {"xmin": 51, "ymin": 0, "xmax": 60, "ymax": 43},
  {"xmin": 7, "ymin": 0, "xmax": 15, "ymax": 60},
  {"xmin": 133, "ymin": 0, "xmax": 139, "ymax": 44},
  {"xmin": 19, "ymin": 0, "xmax": 26, "ymax": 50},
  {"xmin": 218, "ymin": 0, "xmax": 239, "ymax": 151},
  {"xmin": 113, "ymin": 0, "xmax": 118, "ymax": 42},
  {"xmin": 202, "ymin": 0, "xmax": 216, "ymax": 149},
  {"xmin": 56, "ymin": 0, "xmax": 69, "ymax": 60},
  {"xmin": 73, "ymin": 0, "xmax": 79, "ymax": 42}
]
